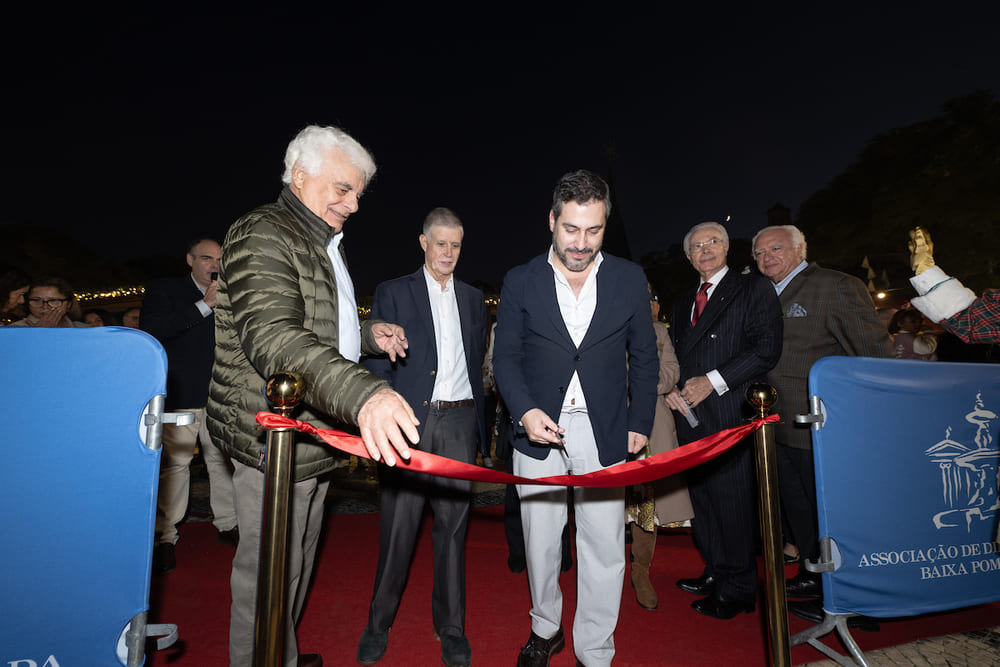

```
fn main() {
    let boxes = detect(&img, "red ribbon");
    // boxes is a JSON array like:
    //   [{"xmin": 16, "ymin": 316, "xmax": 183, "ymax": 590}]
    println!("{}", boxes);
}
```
[{"xmin": 256, "ymin": 412, "xmax": 778, "ymax": 488}]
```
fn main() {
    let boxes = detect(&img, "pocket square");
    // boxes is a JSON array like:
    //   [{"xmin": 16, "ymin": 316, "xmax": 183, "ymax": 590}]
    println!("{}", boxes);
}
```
[{"xmin": 785, "ymin": 303, "xmax": 808, "ymax": 318}]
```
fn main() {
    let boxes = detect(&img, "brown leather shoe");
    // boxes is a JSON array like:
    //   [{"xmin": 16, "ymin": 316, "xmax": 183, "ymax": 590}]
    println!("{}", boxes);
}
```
[
  {"xmin": 298, "ymin": 654, "xmax": 322, "ymax": 667},
  {"xmin": 516, "ymin": 627, "xmax": 564, "ymax": 667}
]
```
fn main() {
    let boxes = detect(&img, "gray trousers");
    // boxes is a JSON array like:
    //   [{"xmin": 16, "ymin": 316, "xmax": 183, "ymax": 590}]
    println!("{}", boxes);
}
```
[
  {"xmin": 229, "ymin": 461, "xmax": 329, "ymax": 667},
  {"xmin": 156, "ymin": 407, "xmax": 237, "ymax": 544},
  {"xmin": 514, "ymin": 411, "xmax": 625, "ymax": 667}
]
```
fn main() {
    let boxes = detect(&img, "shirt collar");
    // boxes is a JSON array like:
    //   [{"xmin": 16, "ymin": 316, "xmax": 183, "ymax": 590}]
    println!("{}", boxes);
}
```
[
  {"xmin": 423, "ymin": 265, "xmax": 454, "ymax": 293},
  {"xmin": 773, "ymin": 260, "xmax": 808, "ymax": 294},
  {"xmin": 701, "ymin": 265, "xmax": 728, "ymax": 287},
  {"xmin": 546, "ymin": 246, "xmax": 604, "ymax": 283}
]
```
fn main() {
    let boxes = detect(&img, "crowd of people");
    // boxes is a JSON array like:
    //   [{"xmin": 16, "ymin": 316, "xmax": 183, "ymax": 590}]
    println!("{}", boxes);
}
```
[{"xmin": 3, "ymin": 125, "xmax": 998, "ymax": 667}]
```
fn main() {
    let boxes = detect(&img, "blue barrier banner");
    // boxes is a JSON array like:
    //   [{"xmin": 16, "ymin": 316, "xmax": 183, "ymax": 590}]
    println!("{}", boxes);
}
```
[
  {"xmin": 0, "ymin": 327, "xmax": 167, "ymax": 666},
  {"xmin": 809, "ymin": 356, "xmax": 1000, "ymax": 617}
]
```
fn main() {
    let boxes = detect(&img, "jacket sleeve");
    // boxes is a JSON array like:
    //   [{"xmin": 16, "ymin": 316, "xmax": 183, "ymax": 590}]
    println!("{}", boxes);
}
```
[
  {"xmin": 224, "ymin": 213, "xmax": 387, "ymax": 425},
  {"xmin": 624, "ymin": 268, "xmax": 658, "ymax": 436},
  {"xmin": 362, "ymin": 282, "xmax": 397, "ymax": 384},
  {"xmin": 492, "ymin": 269, "xmax": 536, "ymax": 425},
  {"xmin": 655, "ymin": 323, "xmax": 680, "ymax": 394},
  {"xmin": 827, "ymin": 273, "xmax": 894, "ymax": 358},
  {"xmin": 140, "ymin": 279, "xmax": 209, "ymax": 343}
]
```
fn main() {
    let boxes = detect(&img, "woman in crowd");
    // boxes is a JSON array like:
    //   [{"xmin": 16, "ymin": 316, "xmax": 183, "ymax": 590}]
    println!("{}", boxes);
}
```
[
  {"xmin": 626, "ymin": 285, "xmax": 694, "ymax": 610},
  {"xmin": 83, "ymin": 307, "xmax": 115, "ymax": 326},
  {"xmin": 10, "ymin": 277, "xmax": 88, "ymax": 328},
  {"xmin": 0, "ymin": 267, "xmax": 31, "ymax": 325}
]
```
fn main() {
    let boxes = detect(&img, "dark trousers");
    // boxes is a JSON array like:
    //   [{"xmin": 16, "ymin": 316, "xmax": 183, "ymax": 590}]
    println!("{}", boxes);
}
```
[
  {"xmin": 367, "ymin": 405, "xmax": 476, "ymax": 637},
  {"xmin": 776, "ymin": 443, "xmax": 819, "ymax": 566},
  {"xmin": 687, "ymin": 440, "xmax": 757, "ymax": 600}
]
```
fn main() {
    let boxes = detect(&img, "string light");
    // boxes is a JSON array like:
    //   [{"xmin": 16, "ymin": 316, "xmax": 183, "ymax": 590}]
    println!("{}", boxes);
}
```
[{"xmin": 76, "ymin": 286, "xmax": 497, "ymax": 317}]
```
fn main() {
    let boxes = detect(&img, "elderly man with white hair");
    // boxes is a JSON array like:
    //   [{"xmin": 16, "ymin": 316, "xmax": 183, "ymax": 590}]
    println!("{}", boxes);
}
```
[
  {"xmin": 207, "ymin": 125, "xmax": 419, "ymax": 667},
  {"xmin": 751, "ymin": 224, "xmax": 892, "ymax": 624}
]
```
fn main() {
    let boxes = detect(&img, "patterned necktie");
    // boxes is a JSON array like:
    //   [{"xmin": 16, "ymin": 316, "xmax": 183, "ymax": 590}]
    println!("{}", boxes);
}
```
[{"xmin": 691, "ymin": 282, "xmax": 711, "ymax": 326}]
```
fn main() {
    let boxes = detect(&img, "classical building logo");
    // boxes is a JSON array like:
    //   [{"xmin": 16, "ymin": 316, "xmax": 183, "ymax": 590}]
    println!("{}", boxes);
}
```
[{"xmin": 925, "ymin": 393, "xmax": 999, "ymax": 531}]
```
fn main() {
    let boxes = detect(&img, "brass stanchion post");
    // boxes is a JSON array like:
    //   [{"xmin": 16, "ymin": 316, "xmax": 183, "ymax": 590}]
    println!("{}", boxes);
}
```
[
  {"xmin": 253, "ymin": 371, "xmax": 306, "ymax": 667},
  {"xmin": 747, "ymin": 383, "xmax": 791, "ymax": 667}
]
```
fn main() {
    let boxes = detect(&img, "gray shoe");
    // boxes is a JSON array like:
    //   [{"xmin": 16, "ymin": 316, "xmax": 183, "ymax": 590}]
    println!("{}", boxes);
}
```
[
  {"xmin": 441, "ymin": 633, "xmax": 471, "ymax": 667},
  {"xmin": 357, "ymin": 627, "xmax": 388, "ymax": 665}
]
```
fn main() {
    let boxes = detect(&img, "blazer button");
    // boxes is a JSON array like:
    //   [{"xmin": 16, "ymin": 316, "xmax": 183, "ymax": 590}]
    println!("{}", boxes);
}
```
[
  {"xmin": 422, "ymin": 400, "xmax": 429, "ymax": 406},
  {"xmin": 558, "ymin": 387, "xmax": 565, "ymax": 393},
  {"xmin": 574, "ymin": 355, "xmax": 581, "ymax": 361},
  {"xmin": 430, "ymin": 370, "xmax": 436, "ymax": 375}
]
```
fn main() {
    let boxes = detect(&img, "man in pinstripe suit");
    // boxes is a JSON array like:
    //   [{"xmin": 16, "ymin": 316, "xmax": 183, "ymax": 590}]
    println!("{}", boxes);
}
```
[
  {"xmin": 665, "ymin": 221, "xmax": 783, "ymax": 620},
  {"xmin": 752, "ymin": 225, "xmax": 892, "ymax": 606}
]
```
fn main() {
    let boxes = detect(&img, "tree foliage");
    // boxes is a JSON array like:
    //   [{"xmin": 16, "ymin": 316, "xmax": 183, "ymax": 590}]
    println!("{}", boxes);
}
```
[{"xmin": 796, "ymin": 90, "xmax": 1000, "ymax": 294}]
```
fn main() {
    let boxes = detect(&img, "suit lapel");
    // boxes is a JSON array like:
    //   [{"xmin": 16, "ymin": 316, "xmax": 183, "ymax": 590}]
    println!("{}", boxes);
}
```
[
  {"xmin": 679, "ymin": 269, "xmax": 739, "ymax": 351},
  {"xmin": 578, "ymin": 260, "xmax": 619, "ymax": 351},
  {"xmin": 408, "ymin": 269, "xmax": 436, "ymax": 346},
  {"xmin": 535, "ymin": 258, "xmax": 576, "ymax": 349}
]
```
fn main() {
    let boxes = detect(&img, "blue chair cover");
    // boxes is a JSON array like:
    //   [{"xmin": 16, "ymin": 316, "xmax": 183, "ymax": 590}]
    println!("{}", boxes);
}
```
[{"xmin": 0, "ymin": 327, "xmax": 168, "ymax": 666}]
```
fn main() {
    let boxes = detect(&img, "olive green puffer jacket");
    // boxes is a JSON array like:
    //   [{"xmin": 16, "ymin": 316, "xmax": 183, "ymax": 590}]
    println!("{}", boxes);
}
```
[{"xmin": 206, "ymin": 187, "xmax": 389, "ymax": 481}]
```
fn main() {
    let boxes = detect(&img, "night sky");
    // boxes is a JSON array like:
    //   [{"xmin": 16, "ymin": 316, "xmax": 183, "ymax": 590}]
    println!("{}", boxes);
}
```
[{"xmin": 5, "ymin": 5, "xmax": 997, "ymax": 294}]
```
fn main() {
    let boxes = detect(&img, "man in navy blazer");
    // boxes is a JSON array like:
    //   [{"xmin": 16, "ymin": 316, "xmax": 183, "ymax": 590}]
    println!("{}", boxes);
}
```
[
  {"xmin": 665, "ymin": 221, "xmax": 783, "ymax": 620},
  {"xmin": 140, "ymin": 238, "xmax": 238, "ymax": 575},
  {"xmin": 493, "ymin": 170, "xmax": 658, "ymax": 667},
  {"xmin": 358, "ymin": 208, "xmax": 487, "ymax": 667}
]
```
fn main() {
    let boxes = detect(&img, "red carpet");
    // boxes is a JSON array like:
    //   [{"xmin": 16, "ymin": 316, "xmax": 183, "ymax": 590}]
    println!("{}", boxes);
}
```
[{"xmin": 148, "ymin": 507, "xmax": 1000, "ymax": 666}]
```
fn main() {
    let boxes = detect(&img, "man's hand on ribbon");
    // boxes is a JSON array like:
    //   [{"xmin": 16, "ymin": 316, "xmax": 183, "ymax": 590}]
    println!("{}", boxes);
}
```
[{"xmin": 357, "ymin": 387, "xmax": 418, "ymax": 466}]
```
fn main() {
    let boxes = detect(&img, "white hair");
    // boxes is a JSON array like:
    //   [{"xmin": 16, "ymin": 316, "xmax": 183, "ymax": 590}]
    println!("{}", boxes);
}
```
[
  {"xmin": 683, "ymin": 221, "xmax": 730, "ymax": 256},
  {"xmin": 751, "ymin": 225, "xmax": 807, "ymax": 261},
  {"xmin": 281, "ymin": 125, "xmax": 377, "ymax": 186}
]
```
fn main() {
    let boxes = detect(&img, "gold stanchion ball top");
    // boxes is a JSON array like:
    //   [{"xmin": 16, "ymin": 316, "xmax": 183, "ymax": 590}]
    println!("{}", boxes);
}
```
[
  {"xmin": 265, "ymin": 371, "xmax": 306, "ymax": 410},
  {"xmin": 746, "ymin": 383, "xmax": 777, "ymax": 414}
]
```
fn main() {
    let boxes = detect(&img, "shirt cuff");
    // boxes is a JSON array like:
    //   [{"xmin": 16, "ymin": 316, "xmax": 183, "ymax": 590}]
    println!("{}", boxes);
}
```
[
  {"xmin": 909, "ymin": 266, "xmax": 950, "ymax": 295},
  {"xmin": 196, "ymin": 299, "xmax": 213, "ymax": 317},
  {"xmin": 706, "ymin": 370, "xmax": 728, "ymax": 396}
]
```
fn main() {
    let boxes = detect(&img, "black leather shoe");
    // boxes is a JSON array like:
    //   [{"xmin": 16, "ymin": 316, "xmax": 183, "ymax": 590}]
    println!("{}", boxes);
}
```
[
  {"xmin": 788, "ymin": 600, "xmax": 881, "ymax": 632},
  {"xmin": 691, "ymin": 592, "xmax": 755, "ymax": 620},
  {"xmin": 516, "ymin": 627, "xmax": 565, "ymax": 667},
  {"xmin": 676, "ymin": 573, "xmax": 717, "ymax": 596},
  {"xmin": 357, "ymin": 627, "xmax": 388, "ymax": 665},
  {"xmin": 785, "ymin": 572, "xmax": 822, "ymax": 599},
  {"xmin": 152, "ymin": 542, "xmax": 176, "ymax": 576},
  {"xmin": 298, "ymin": 654, "xmax": 323, "ymax": 667},
  {"xmin": 440, "ymin": 633, "xmax": 471, "ymax": 667}
]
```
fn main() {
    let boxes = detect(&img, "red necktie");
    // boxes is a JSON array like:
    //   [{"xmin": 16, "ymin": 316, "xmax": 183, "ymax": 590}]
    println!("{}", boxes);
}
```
[{"xmin": 691, "ymin": 282, "xmax": 711, "ymax": 326}]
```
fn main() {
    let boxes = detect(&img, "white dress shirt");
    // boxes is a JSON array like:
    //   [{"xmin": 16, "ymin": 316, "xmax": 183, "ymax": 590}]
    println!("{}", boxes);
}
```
[
  {"xmin": 423, "ymin": 267, "xmax": 473, "ymax": 402},
  {"xmin": 548, "ymin": 246, "xmax": 604, "ymax": 413},
  {"xmin": 326, "ymin": 232, "xmax": 361, "ymax": 363}
]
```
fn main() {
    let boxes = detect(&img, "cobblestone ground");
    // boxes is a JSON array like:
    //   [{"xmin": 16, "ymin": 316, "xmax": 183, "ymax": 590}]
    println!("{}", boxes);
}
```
[{"xmin": 800, "ymin": 626, "xmax": 1000, "ymax": 666}]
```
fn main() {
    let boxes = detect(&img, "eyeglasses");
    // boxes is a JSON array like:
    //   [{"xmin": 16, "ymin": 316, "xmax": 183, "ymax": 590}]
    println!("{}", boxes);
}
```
[
  {"xmin": 28, "ymin": 297, "xmax": 69, "ymax": 306},
  {"xmin": 691, "ymin": 238, "xmax": 723, "ymax": 252},
  {"xmin": 752, "ymin": 245, "xmax": 786, "ymax": 259}
]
